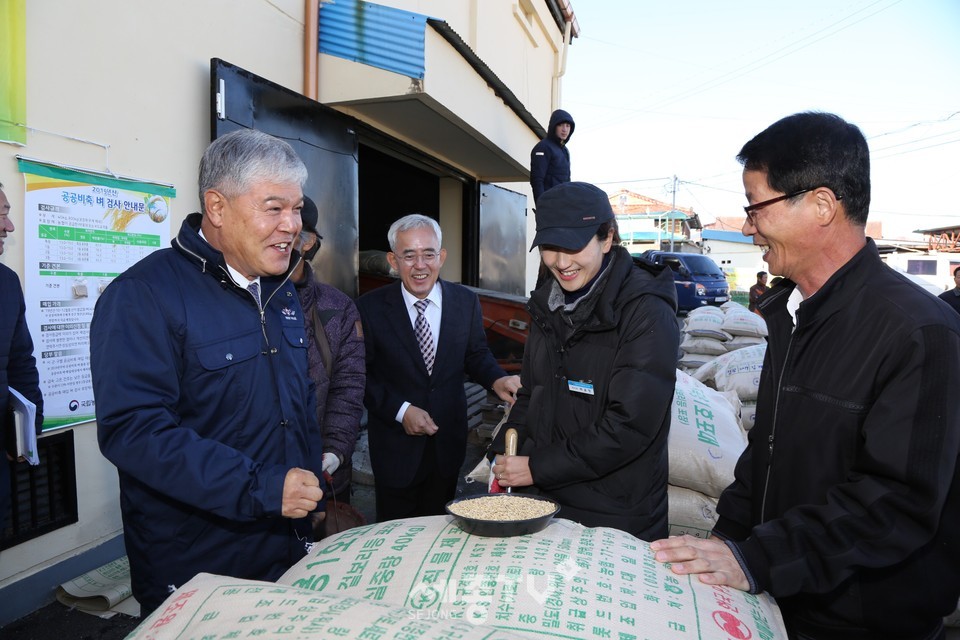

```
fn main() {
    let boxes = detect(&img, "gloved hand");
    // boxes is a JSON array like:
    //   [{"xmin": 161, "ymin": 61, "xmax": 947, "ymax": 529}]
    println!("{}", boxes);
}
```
[{"xmin": 322, "ymin": 452, "xmax": 341, "ymax": 475}]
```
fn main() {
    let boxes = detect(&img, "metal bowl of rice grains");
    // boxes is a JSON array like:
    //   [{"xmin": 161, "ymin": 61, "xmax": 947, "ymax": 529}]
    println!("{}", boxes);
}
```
[{"xmin": 445, "ymin": 494, "xmax": 560, "ymax": 537}]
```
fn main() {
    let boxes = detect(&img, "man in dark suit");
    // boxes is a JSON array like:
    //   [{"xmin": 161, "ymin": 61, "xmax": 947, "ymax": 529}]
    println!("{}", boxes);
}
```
[
  {"xmin": 1, "ymin": 181, "xmax": 44, "ymax": 544},
  {"xmin": 357, "ymin": 214, "xmax": 520, "ymax": 521}
]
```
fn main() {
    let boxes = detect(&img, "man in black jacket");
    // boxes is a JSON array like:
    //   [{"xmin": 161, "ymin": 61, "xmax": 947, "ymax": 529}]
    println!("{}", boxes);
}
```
[
  {"xmin": 652, "ymin": 112, "xmax": 960, "ymax": 640},
  {"xmin": 939, "ymin": 265, "xmax": 960, "ymax": 314},
  {"xmin": 530, "ymin": 109, "xmax": 574, "ymax": 205}
]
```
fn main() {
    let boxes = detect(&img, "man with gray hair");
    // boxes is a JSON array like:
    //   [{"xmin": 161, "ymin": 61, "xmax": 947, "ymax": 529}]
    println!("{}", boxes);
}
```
[
  {"xmin": 357, "ymin": 214, "xmax": 519, "ymax": 521},
  {"xmin": 91, "ymin": 129, "xmax": 324, "ymax": 614}
]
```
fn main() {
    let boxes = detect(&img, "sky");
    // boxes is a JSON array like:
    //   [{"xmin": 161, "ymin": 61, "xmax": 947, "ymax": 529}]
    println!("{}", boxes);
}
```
[{"xmin": 561, "ymin": 0, "xmax": 960, "ymax": 238}]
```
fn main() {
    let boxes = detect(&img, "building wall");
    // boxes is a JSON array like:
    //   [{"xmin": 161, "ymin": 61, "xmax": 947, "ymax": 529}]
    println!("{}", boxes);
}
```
[
  {"xmin": 316, "ymin": 0, "xmax": 566, "ymax": 287},
  {"xmin": 0, "ymin": 0, "xmax": 567, "ymax": 617},
  {"xmin": 0, "ymin": 0, "xmax": 309, "ymax": 609},
  {"xmin": 702, "ymin": 239, "xmax": 765, "ymax": 292},
  {"xmin": 372, "ymin": 0, "xmax": 563, "ymax": 119}
]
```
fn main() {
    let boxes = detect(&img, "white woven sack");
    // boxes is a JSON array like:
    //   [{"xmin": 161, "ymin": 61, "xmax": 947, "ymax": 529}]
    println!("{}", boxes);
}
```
[
  {"xmin": 720, "ymin": 300, "xmax": 746, "ymax": 312},
  {"xmin": 741, "ymin": 402, "xmax": 758, "ymax": 431},
  {"xmin": 693, "ymin": 344, "xmax": 767, "ymax": 402},
  {"xmin": 668, "ymin": 484, "xmax": 719, "ymax": 539},
  {"xmin": 721, "ymin": 310, "xmax": 768, "ymax": 338},
  {"xmin": 669, "ymin": 370, "xmax": 748, "ymax": 498},
  {"xmin": 684, "ymin": 312, "xmax": 733, "ymax": 341},
  {"xmin": 724, "ymin": 335, "xmax": 767, "ymax": 352},
  {"xmin": 280, "ymin": 515, "xmax": 788, "ymax": 639},
  {"xmin": 678, "ymin": 352, "xmax": 715, "ymax": 370},
  {"xmin": 127, "ymin": 573, "xmax": 528, "ymax": 640},
  {"xmin": 688, "ymin": 305, "xmax": 724, "ymax": 317},
  {"xmin": 680, "ymin": 334, "xmax": 728, "ymax": 356}
]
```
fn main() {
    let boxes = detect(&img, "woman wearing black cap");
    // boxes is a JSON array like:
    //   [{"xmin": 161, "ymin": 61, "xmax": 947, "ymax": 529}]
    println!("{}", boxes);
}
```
[{"xmin": 492, "ymin": 181, "xmax": 679, "ymax": 540}]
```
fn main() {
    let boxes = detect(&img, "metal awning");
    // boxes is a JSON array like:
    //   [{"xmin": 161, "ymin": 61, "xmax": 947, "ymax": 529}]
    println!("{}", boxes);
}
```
[{"xmin": 317, "ymin": 1, "xmax": 543, "ymax": 182}]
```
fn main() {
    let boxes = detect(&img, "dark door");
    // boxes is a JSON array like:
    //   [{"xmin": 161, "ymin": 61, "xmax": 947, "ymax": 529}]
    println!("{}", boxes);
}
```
[
  {"xmin": 211, "ymin": 58, "xmax": 359, "ymax": 296},
  {"xmin": 479, "ymin": 183, "xmax": 527, "ymax": 295}
]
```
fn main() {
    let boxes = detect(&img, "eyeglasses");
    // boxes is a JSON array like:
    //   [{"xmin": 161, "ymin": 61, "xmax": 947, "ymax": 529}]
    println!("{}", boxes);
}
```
[
  {"xmin": 743, "ymin": 187, "xmax": 815, "ymax": 224},
  {"xmin": 398, "ymin": 251, "xmax": 439, "ymax": 266}
]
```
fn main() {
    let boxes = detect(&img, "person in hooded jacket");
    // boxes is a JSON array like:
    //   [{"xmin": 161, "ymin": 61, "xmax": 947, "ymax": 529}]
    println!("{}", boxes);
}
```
[
  {"xmin": 492, "ymin": 181, "xmax": 679, "ymax": 540},
  {"xmin": 291, "ymin": 195, "xmax": 365, "ymax": 534},
  {"xmin": 530, "ymin": 109, "xmax": 575, "ymax": 205},
  {"xmin": 90, "ymin": 129, "xmax": 324, "ymax": 615}
]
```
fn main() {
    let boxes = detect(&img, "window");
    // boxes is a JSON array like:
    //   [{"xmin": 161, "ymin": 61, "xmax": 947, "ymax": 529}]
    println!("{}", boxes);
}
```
[
  {"xmin": 2, "ymin": 430, "xmax": 78, "ymax": 549},
  {"xmin": 907, "ymin": 260, "xmax": 937, "ymax": 276}
]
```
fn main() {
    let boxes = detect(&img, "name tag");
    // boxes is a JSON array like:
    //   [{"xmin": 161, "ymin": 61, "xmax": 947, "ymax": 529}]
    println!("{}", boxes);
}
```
[{"xmin": 568, "ymin": 380, "xmax": 594, "ymax": 396}]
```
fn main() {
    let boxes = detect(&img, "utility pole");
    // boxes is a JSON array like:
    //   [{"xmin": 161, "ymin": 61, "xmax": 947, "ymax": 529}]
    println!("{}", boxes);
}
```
[{"xmin": 670, "ymin": 175, "xmax": 677, "ymax": 252}]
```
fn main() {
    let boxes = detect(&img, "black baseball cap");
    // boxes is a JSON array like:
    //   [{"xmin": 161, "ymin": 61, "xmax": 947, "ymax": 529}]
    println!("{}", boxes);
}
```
[
  {"xmin": 301, "ymin": 196, "xmax": 320, "ymax": 236},
  {"xmin": 530, "ymin": 182, "xmax": 614, "ymax": 251}
]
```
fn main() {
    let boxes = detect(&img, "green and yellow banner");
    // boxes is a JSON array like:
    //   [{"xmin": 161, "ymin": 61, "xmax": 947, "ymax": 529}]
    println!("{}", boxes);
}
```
[{"xmin": 1, "ymin": 0, "xmax": 27, "ymax": 144}]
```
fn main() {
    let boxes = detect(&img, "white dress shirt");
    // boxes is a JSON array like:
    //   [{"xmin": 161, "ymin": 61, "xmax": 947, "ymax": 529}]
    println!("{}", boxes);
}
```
[{"xmin": 395, "ymin": 283, "xmax": 443, "ymax": 423}]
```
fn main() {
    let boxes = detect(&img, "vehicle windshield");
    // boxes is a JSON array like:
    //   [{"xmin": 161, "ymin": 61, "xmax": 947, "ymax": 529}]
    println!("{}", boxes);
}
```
[{"xmin": 681, "ymin": 255, "xmax": 724, "ymax": 277}]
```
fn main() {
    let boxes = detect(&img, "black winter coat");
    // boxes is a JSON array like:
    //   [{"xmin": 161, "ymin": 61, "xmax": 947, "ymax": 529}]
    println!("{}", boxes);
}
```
[
  {"xmin": 501, "ymin": 247, "xmax": 678, "ymax": 540},
  {"xmin": 530, "ymin": 109, "xmax": 574, "ymax": 203}
]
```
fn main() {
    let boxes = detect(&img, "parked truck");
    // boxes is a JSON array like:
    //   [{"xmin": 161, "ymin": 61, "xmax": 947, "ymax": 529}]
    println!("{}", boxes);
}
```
[{"xmin": 640, "ymin": 250, "xmax": 730, "ymax": 314}]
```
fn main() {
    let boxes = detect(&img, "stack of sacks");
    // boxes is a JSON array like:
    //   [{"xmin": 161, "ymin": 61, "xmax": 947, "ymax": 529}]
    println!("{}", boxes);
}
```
[
  {"xmin": 718, "ymin": 301, "xmax": 768, "ymax": 351},
  {"xmin": 678, "ymin": 307, "xmax": 730, "ymax": 372},
  {"xmin": 667, "ymin": 370, "xmax": 747, "ymax": 538},
  {"xmin": 678, "ymin": 303, "xmax": 768, "ymax": 374},
  {"xmin": 694, "ymin": 344, "xmax": 767, "ymax": 432}
]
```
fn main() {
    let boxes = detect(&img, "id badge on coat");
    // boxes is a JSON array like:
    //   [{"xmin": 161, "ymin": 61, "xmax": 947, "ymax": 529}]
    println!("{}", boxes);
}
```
[{"xmin": 568, "ymin": 379, "xmax": 594, "ymax": 396}]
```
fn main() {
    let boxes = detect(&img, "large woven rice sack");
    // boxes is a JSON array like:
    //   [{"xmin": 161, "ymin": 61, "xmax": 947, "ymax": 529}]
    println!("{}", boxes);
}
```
[
  {"xmin": 683, "ymin": 312, "xmax": 732, "ymax": 342},
  {"xmin": 279, "ymin": 515, "xmax": 787, "ymax": 639},
  {"xmin": 680, "ymin": 334, "xmax": 728, "ymax": 357},
  {"xmin": 740, "ymin": 402, "xmax": 758, "ymax": 431},
  {"xmin": 721, "ymin": 309, "xmax": 768, "ymax": 338},
  {"xmin": 127, "ymin": 573, "xmax": 527, "ymax": 640},
  {"xmin": 668, "ymin": 484, "xmax": 719, "ymax": 539},
  {"xmin": 670, "ymin": 370, "xmax": 747, "ymax": 498},
  {"xmin": 724, "ymin": 335, "xmax": 766, "ymax": 352},
  {"xmin": 689, "ymin": 306, "xmax": 725, "ymax": 318},
  {"xmin": 678, "ymin": 352, "xmax": 714, "ymax": 372},
  {"xmin": 693, "ymin": 344, "xmax": 767, "ymax": 402}
]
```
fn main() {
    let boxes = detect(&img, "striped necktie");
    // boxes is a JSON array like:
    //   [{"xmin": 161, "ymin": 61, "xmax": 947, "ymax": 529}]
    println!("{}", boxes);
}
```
[
  {"xmin": 247, "ymin": 281, "xmax": 261, "ymax": 310},
  {"xmin": 414, "ymin": 299, "xmax": 435, "ymax": 374}
]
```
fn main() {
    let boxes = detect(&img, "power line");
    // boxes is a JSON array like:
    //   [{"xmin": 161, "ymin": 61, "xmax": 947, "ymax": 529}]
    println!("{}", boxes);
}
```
[
  {"xmin": 866, "ymin": 110, "xmax": 960, "ymax": 140},
  {"xmin": 873, "ymin": 135, "xmax": 960, "ymax": 160},
  {"xmin": 589, "ymin": 0, "xmax": 904, "ymax": 131}
]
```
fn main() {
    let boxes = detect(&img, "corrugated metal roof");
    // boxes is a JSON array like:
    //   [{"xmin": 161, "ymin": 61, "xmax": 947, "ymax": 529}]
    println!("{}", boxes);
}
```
[{"xmin": 319, "ymin": 0, "xmax": 428, "ymax": 79}]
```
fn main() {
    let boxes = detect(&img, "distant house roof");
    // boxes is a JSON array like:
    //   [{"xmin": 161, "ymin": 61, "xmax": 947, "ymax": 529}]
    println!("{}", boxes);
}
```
[
  {"xmin": 702, "ymin": 229, "xmax": 754, "ymax": 245},
  {"xmin": 609, "ymin": 189, "xmax": 695, "ymax": 217},
  {"xmin": 914, "ymin": 224, "xmax": 960, "ymax": 234},
  {"xmin": 622, "ymin": 230, "xmax": 685, "ymax": 242}
]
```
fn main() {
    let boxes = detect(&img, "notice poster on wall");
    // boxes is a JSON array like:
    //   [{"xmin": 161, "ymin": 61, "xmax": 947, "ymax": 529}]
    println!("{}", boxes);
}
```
[{"xmin": 17, "ymin": 158, "xmax": 175, "ymax": 431}]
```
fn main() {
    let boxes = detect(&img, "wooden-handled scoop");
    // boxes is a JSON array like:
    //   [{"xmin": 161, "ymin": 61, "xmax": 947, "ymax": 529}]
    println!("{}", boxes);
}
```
[{"xmin": 504, "ymin": 428, "xmax": 518, "ymax": 494}]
